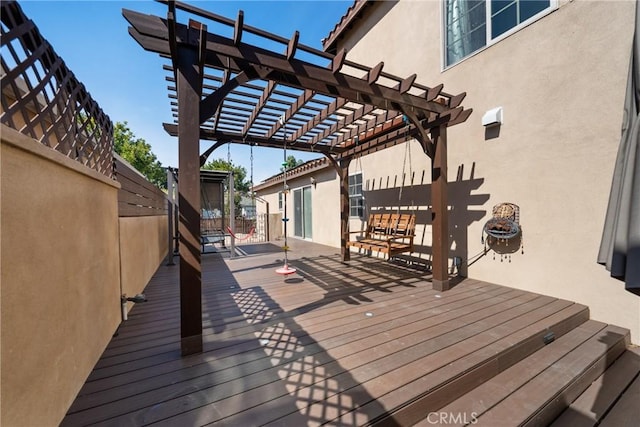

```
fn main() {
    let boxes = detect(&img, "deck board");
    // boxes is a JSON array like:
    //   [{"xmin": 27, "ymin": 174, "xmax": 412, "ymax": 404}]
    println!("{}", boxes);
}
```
[
  {"xmin": 598, "ymin": 374, "xmax": 640, "ymax": 427},
  {"xmin": 550, "ymin": 348, "xmax": 640, "ymax": 427},
  {"xmin": 472, "ymin": 325, "xmax": 629, "ymax": 427},
  {"xmin": 346, "ymin": 301, "xmax": 591, "ymax": 427},
  {"xmin": 431, "ymin": 320, "xmax": 608, "ymax": 427},
  {"xmin": 69, "ymin": 283, "xmax": 506, "ymax": 415},
  {"xmin": 62, "ymin": 240, "xmax": 588, "ymax": 426}
]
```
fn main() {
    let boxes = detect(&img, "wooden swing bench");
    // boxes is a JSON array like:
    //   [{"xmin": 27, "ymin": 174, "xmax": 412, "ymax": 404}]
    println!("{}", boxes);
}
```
[{"xmin": 348, "ymin": 213, "xmax": 416, "ymax": 259}]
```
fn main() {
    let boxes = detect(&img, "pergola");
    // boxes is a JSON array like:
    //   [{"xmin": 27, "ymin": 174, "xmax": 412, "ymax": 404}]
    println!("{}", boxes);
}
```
[{"xmin": 124, "ymin": 0, "xmax": 472, "ymax": 355}]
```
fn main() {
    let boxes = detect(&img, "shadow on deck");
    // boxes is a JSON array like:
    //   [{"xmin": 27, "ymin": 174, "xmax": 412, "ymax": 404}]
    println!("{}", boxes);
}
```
[{"xmin": 62, "ymin": 240, "xmax": 638, "ymax": 426}]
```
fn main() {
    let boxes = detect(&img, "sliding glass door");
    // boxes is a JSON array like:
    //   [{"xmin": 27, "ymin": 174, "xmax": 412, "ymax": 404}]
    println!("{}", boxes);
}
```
[{"xmin": 293, "ymin": 186, "xmax": 312, "ymax": 239}]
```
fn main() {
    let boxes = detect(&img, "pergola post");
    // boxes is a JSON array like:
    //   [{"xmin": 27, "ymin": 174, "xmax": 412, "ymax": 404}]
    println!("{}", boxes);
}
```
[
  {"xmin": 339, "ymin": 158, "xmax": 351, "ymax": 262},
  {"xmin": 430, "ymin": 124, "xmax": 450, "ymax": 291},
  {"xmin": 176, "ymin": 42, "xmax": 203, "ymax": 356}
]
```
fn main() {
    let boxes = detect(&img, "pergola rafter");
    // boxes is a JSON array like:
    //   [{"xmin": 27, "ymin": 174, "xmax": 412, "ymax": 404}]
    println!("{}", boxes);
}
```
[{"xmin": 124, "ymin": 0, "xmax": 471, "ymax": 356}]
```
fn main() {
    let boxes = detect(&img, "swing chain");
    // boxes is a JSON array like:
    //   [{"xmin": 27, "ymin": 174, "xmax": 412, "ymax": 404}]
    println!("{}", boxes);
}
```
[
  {"xmin": 397, "ymin": 116, "xmax": 415, "ymax": 215},
  {"xmin": 250, "ymin": 141, "xmax": 256, "ymax": 217},
  {"xmin": 398, "ymin": 144, "xmax": 407, "ymax": 203},
  {"xmin": 398, "ymin": 118, "xmax": 411, "ymax": 204},
  {"xmin": 250, "ymin": 142, "xmax": 254, "ymax": 196},
  {"xmin": 280, "ymin": 116, "xmax": 290, "ymax": 261}
]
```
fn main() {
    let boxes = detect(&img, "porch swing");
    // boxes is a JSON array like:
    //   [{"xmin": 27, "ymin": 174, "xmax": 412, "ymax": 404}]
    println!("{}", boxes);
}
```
[
  {"xmin": 200, "ymin": 169, "xmax": 229, "ymax": 253},
  {"xmin": 347, "ymin": 117, "xmax": 417, "ymax": 259}
]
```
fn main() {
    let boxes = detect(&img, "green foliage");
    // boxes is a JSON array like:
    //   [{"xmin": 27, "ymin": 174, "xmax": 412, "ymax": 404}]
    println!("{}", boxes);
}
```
[
  {"xmin": 280, "ymin": 155, "xmax": 304, "ymax": 172},
  {"xmin": 203, "ymin": 158, "xmax": 251, "ymax": 214},
  {"xmin": 114, "ymin": 122, "xmax": 166, "ymax": 189}
]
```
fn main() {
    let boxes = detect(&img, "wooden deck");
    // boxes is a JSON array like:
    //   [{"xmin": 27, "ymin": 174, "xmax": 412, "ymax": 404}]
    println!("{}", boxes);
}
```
[{"xmin": 62, "ymin": 240, "xmax": 638, "ymax": 426}]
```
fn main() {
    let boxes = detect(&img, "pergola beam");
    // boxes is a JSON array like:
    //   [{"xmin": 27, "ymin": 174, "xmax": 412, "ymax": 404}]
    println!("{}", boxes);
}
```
[
  {"xmin": 233, "ymin": 10, "xmax": 243, "ymax": 45},
  {"xmin": 285, "ymin": 31, "xmax": 299, "ymax": 60},
  {"xmin": 199, "ymin": 140, "xmax": 227, "ymax": 166},
  {"xmin": 367, "ymin": 62, "xmax": 384, "ymax": 84},
  {"xmin": 163, "ymin": 123, "xmax": 343, "ymax": 155},
  {"xmin": 337, "ymin": 107, "xmax": 471, "ymax": 160}
]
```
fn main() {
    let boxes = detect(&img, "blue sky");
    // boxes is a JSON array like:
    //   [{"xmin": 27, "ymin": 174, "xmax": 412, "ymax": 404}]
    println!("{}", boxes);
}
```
[{"xmin": 19, "ymin": 0, "xmax": 353, "ymax": 183}]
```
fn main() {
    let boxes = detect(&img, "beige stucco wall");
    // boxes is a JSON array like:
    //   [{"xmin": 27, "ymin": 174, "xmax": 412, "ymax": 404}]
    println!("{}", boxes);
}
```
[
  {"xmin": 119, "ymin": 215, "xmax": 168, "ymax": 311},
  {"xmin": 1, "ymin": 125, "xmax": 121, "ymax": 427},
  {"xmin": 327, "ymin": 0, "xmax": 640, "ymax": 342},
  {"xmin": 309, "ymin": 167, "xmax": 342, "ymax": 247},
  {"xmin": 257, "ymin": 188, "xmax": 282, "ymax": 236},
  {"xmin": 257, "ymin": 165, "xmax": 341, "ymax": 248}
]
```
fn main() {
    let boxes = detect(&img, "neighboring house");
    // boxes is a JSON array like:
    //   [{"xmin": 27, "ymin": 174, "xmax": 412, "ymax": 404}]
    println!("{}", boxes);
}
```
[
  {"xmin": 256, "ymin": 0, "xmax": 640, "ymax": 343},
  {"xmin": 239, "ymin": 195, "xmax": 256, "ymax": 219}
]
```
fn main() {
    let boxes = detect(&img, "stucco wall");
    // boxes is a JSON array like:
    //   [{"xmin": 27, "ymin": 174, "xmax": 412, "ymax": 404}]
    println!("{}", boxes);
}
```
[
  {"xmin": 331, "ymin": 0, "xmax": 640, "ymax": 342},
  {"xmin": 256, "ymin": 166, "xmax": 341, "ymax": 248},
  {"xmin": 119, "ymin": 215, "xmax": 168, "ymax": 310},
  {"xmin": 309, "ymin": 167, "xmax": 342, "ymax": 247},
  {"xmin": 257, "ymin": 190, "xmax": 282, "ymax": 234},
  {"xmin": 1, "ymin": 126, "xmax": 121, "ymax": 427}
]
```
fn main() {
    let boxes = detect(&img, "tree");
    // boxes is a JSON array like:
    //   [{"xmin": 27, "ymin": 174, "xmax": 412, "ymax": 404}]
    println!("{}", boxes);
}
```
[
  {"xmin": 114, "ymin": 122, "xmax": 166, "ymax": 189},
  {"xmin": 280, "ymin": 155, "xmax": 304, "ymax": 171},
  {"xmin": 203, "ymin": 158, "xmax": 250, "ymax": 215}
]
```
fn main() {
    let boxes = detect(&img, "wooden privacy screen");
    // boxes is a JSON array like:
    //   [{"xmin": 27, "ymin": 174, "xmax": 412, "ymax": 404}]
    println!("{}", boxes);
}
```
[
  {"xmin": 115, "ymin": 157, "xmax": 167, "ymax": 217},
  {"xmin": 0, "ymin": 0, "xmax": 114, "ymax": 178}
]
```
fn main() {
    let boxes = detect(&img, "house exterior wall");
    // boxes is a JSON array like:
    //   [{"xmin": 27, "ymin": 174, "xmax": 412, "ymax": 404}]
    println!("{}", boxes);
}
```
[
  {"xmin": 256, "ymin": 165, "xmax": 341, "ymax": 248},
  {"xmin": 310, "ymin": 166, "xmax": 342, "ymax": 247},
  {"xmin": 326, "ymin": 0, "xmax": 640, "ymax": 342},
  {"xmin": 257, "ymin": 190, "xmax": 280, "ymax": 236}
]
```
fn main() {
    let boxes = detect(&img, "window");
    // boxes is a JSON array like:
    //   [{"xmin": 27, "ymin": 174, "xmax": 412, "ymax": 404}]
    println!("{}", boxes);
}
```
[
  {"xmin": 444, "ymin": 0, "xmax": 552, "ymax": 67},
  {"xmin": 278, "ymin": 192, "xmax": 283, "ymax": 210},
  {"xmin": 348, "ymin": 173, "xmax": 364, "ymax": 218}
]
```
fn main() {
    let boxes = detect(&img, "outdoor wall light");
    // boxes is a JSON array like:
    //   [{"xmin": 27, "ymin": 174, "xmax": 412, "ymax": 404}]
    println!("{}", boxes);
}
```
[{"xmin": 310, "ymin": 176, "xmax": 316, "ymax": 187}]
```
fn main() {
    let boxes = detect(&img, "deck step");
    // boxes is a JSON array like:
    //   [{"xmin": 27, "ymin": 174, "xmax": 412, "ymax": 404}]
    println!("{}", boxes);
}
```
[
  {"xmin": 363, "ymin": 301, "xmax": 590, "ymax": 427},
  {"xmin": 599, "ymin": 371, "xmax": 640, "ymax": 427},
  {"xmin": 550, "ymin": 346, "xmax": 640, "ymax": 427},
  {"xmin": 421, "ymin": 322, "xmax": 630, "ymax": 427}
]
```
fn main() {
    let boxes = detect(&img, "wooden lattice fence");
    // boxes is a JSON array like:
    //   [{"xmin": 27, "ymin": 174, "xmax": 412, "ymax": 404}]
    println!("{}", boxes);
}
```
[{"xmin": 1, "ymin": 0, "xmax": 114, "ymax": 178}]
